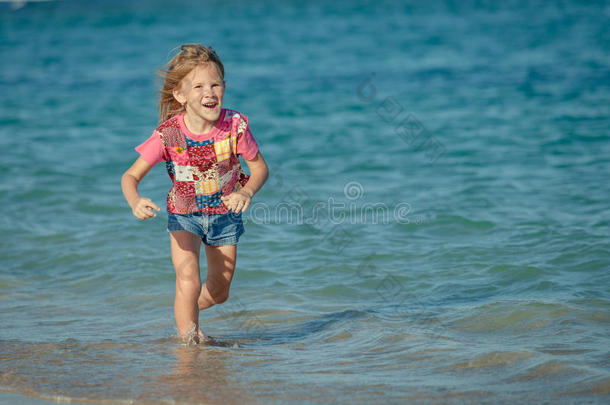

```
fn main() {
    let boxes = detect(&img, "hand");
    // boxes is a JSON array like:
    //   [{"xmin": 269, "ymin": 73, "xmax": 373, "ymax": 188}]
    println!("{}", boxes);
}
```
[
  {"xmin": 221, "ymin": 189, "xmax": 252, "ymax": 213},
  {"xmin": 131, "ymin": 197, "xmax": 161, "ymax": 220}
]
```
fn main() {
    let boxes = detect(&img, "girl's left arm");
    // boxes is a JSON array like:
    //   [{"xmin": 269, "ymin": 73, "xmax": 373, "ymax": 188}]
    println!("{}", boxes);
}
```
[
  {"xmin": 241, "ymin": 151, "xmax": 269, "ymax": 199},
  {"xmin": 221, "ymin": 152, "xmax": 269, "ymax": 213}
]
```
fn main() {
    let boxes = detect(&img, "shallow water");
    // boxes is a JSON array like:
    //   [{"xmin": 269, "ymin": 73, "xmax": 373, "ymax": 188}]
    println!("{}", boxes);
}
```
[{"xmin": 1, "ymin": 0, "xmax": 609, "ymax": 403}]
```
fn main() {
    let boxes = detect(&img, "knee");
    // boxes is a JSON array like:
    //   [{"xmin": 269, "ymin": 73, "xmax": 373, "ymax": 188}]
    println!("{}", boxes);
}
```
[
  {"xmin": 206, "ymin": 277, "xmax": 231, "ymax": 305},
  {"xmin": 211, "ymin": 291, "xmax": 229, "ymax": 304},
  {"xmin": 176, "ymin": 277, "xmax": 201, "ymax": 299}
]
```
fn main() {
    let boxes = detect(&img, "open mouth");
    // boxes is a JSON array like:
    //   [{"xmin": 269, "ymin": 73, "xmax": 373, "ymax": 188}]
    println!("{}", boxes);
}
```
[{"xmin": 202, "ymin": 101, "xmax": 218, "ymax": 110}]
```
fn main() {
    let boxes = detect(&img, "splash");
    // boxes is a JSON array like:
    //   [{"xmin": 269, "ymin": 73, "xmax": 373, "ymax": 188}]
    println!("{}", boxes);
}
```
[{"xmin": 181, "ymin": 323, "xmax": 203, "ymax": 346}]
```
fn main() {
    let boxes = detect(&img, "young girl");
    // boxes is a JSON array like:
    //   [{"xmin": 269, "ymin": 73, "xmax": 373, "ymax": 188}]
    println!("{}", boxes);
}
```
[{"xmin": 121, "ymin": 44, "xmax": 269, "ymax": 344}]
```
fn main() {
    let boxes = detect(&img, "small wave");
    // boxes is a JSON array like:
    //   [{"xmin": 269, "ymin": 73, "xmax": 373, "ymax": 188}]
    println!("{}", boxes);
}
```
[
  {"xmin": 433, "ymin": 213, "xmax": 496, "ymax": 230},
  {"xmin": 216, "ymin": 308, "xmax": 370, "ymax": 347},
  {"xmin": 568, "ymin": 377, "xmax": 610, "ymax": 396},
  {"xmin": 449, "ymin": 300, "xmax": 575, "ymax": 333},
  {"xmin": 444, "ymin": 351, "xmax": 533, "ymax": 370},
  {"xmin": 511, "ymin": 360, "xmax": 583, "ymax": 382}
]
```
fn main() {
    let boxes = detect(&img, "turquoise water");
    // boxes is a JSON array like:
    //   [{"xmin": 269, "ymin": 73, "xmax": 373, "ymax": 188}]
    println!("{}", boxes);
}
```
[{"xmin": 1, "ymin": 0, "xmax": 609, "ymax": 403}]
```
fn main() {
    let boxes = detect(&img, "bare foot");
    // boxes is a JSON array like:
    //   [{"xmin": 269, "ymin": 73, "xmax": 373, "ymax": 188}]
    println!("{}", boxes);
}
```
[{"xmin": 182, "ymin": 323, "xmax": 204, "ymax": 345}]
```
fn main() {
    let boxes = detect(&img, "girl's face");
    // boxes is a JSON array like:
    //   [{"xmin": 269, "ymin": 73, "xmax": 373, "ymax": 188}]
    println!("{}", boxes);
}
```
[{"xmin": 174, "ymin": 63, "xmax": 225, "ymax": 127}]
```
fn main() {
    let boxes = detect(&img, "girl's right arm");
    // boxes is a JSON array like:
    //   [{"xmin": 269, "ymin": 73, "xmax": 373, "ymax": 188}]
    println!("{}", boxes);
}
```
[{"xmin": 121, "ymin": 157, "xmax": 161, "ymax": 220}]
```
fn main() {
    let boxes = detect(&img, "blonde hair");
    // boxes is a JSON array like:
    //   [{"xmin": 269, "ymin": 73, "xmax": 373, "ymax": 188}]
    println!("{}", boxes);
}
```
[{"xmin": 157, "ymin": 44, "xmax": 225, "ymax": 123}]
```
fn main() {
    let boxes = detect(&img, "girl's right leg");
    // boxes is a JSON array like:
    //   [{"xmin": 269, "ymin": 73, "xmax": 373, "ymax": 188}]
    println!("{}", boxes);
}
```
[{"xmin": 169, "ymin": 230, "xmax": 203, "ymax": 342}]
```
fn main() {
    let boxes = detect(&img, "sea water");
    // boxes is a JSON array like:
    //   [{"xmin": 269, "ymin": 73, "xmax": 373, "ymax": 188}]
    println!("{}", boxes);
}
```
[{"xmin": 1, "ymin": 0, "xmax": 609, "ymax": 403}]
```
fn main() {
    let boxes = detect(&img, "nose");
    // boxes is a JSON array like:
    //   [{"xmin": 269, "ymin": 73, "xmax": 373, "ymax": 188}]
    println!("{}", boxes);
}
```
[{"xmin": 202, "ymin": 86, "xmax": 213, "ymax": 96}]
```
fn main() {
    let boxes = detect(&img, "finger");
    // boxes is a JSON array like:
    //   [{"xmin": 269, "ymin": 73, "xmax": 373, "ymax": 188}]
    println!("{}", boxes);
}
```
[
  {"xmin": 144, "ymin": 198, "xmax": 161, "ymax": 211},
  {"xmin": 138, "ymin": 206, "xmax": 155, "ymax": 219},
  {"xmin": 241, "ymin": 199, "xmax": 250, "ymax": 213}
]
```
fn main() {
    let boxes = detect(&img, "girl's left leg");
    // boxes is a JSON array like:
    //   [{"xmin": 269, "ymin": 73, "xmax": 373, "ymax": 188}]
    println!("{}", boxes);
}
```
[{"xmin": 198, "ymin": 244, "xmax": 237, "ymax": 311}]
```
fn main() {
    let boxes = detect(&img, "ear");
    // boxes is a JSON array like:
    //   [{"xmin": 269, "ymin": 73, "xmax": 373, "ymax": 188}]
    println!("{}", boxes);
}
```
[{"xmin": 173, "ymin": 87, "xmax": 186, "ymax": 105}]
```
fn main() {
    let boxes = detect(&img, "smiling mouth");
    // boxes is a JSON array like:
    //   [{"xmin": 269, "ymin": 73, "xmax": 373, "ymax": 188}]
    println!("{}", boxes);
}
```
[{"xmin": 202, "ymin": 101, "xmax": 218, "ymax": 110}]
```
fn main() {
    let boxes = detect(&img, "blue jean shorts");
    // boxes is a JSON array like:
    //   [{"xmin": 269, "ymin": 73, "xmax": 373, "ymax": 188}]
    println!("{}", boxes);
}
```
[{"xmin": 167, "ymin": 211, "xmax": 244, "ymax": 246}]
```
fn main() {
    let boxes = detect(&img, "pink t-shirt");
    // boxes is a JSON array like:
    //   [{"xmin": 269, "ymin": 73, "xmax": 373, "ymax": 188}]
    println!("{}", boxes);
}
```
[{"xmin": 135, "ymin": 109, "xmax": 259, "ymax": 166}]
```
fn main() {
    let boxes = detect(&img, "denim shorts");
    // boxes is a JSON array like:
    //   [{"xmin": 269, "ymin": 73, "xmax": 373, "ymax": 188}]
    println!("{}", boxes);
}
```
[{"xmin": 167, "ymin": 211, "xmax": 244, "ymax": 246}]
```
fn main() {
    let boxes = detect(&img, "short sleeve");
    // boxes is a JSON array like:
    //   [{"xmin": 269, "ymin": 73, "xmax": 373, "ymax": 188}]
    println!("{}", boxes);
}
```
[
  {"xmin": 135, "ymin": 131, "xmax": 166, "ymax": 166},
  {"xmin": 236, "ymin": 116, "xmax": 259, "ymax": 160}
]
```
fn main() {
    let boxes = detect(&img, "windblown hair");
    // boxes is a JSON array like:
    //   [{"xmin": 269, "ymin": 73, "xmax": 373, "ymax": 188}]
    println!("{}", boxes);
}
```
[{"xmin": 157, "ymin": 44, "xmax": 225, "ymax": 123}]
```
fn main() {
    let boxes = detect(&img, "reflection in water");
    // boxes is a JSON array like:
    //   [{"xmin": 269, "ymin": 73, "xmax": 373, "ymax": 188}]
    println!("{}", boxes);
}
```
[
  {"xmin": 150, "ymin": 344, "xmax": 261, "ymax": 405},
  {"xmin": 0, "ymin": 338, "xmax": 261, "ymax": 404}
]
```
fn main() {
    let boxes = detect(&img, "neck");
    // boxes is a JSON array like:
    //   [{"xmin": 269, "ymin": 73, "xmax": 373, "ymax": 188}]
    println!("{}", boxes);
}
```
[{"xmin": 183, "ymin": 112, "xmax": 217, "ymax": 135}]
